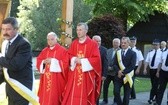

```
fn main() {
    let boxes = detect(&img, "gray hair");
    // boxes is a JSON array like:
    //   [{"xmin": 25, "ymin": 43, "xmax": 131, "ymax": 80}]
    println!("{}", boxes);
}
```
[
  {"xmin": 77, "ymin": 22, "xmax": 88, "ymax": 31},
  {"xmin": 113, "ymin": 38, "xmax": 120, "ymax": 44},
  {"xmin": 2, "ymin": 17, "xmax": 19, "ymax": 29},
  {"xmin": 47, "ymin": 32, "xmax": 58, "ymax": 39},
  {"xmin": 121, "ymin": 37, "xmax": 130, "ymax": 43},
  {"xmin": 92, "ymin": 35, "xmax": 101, "ymax": 41},
  {"xmin": 161, "ymin": 41, "xmax": 167, "ymax": 46}
]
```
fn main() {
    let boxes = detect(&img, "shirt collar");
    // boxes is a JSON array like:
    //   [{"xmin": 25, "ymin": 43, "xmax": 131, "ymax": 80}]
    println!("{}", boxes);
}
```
[
  {"xmin": 122, "ymin": 48, "xmax": 129, "ymax": 54},
  {"xmin": 132, "ymin": 46, "xmax": 136, "ymax": 49},
  {"xmin": 9, "ymin": 33, "xmax": 18, "ymax": 44}
]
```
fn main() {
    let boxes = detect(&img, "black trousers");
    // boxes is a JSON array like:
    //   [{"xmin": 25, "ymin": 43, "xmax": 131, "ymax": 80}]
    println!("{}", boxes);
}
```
[
  {"xmin": 8, "ymin": 95, "xmax": 29, "ymax": 105},
  {"xmin": 6, "ymin": 81, "xmax": 32, "ymax": 105},
  {"xmin": 102, "ymin": 75, "xmax": 115, "ymax": 103},
  {"xmin": 130, "ymin": 66, "xmax": 138, "ymax": 98},
  {"xmin": 114, "ymin": 76, "xmax": 132, "ymax": 105},
  {"xmin": 149, "ymin": 69, "xmax": 159, "ymax": 100},
  {"xmin": 156, "ymin": 70, "xmax": 168, "ymax": 105}
]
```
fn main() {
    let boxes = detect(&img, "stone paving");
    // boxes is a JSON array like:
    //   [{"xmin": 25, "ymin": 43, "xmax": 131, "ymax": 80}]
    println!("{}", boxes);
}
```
[
  {"xmin": 1, "ymin": 81, "xmax": 167, "ymax": 105},
  {"xmin": 99, "ymin": 90, "xmax": 168, "ymax": 105}
]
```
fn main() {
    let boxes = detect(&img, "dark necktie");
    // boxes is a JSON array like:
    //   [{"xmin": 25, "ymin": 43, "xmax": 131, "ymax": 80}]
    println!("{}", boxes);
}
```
[
  {"xmin": 122, "ymin": 50, "xmax": 125, "ymax": 59},
  {"xmin": 151, "ymin": 50, "xmax": 157, "ymax": 67},
  {"xmin": 5, "ymin": 41, "xmax": 11, "ymax": 55},
  {"xmin": 165, "ymin": 53, "xmax": 168, "ymax": 66}
]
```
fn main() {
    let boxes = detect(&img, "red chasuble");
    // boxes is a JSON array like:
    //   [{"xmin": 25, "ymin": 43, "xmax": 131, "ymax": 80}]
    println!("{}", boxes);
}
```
[
  {"xmin": 36, "ymin": 44, "xmax": 69, "ymax": 105},
  {"xmin": 62, "ymin": 36, "xmax": 102, "ymax": 105}
]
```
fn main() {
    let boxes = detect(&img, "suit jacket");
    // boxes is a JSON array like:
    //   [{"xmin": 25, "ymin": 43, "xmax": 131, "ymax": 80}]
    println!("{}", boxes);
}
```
[
  {"xmin": 0, "ymin": 35, "xmax": 33, "ymax": 100},
  {"xmin": 107, "ymin": 48, "xmax": 120, "ymax": 76},
  {"xmin": 113, "ymin": 48, "xmax": 136, "ymax": 76},
  {"xmin": 99, "ymin": 46, "xmax": 108, "ymax": 77}
]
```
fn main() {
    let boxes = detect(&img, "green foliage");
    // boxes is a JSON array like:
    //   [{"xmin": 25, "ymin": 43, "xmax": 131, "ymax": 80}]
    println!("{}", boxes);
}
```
[
  {"xmin": 72, "ymin": 0, "xmax": 93, "ymax": 38},
  {"xmin": 17, "ymin": 0, "xmax": 62, "ymax": 50},
  {"xmin": 84, "ymin": 0, "xmax": 168, "ymax": 29},
  {"xmin": 100, "ymin": 77, "xmax": 151, "ymax": 98},
  {"xmin": 10, "ymin": 0, "xmax": 20, "ymax": 17},
  {"xmin": 17, "ymin": 0, "xmax": 93, "ymax": 50}
]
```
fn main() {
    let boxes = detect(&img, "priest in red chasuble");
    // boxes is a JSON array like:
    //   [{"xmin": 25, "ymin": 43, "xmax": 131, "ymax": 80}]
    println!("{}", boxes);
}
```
[
  {"xmin": 36, "ymin": 32, "xmax": 69, "ymax": 105},
  {"xmin": 62, "ymin": 23, "xmax": 102, "ymax": 105}
]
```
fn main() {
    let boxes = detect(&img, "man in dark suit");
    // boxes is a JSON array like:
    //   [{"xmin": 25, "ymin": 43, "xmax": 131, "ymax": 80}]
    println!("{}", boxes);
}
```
[
  {"xmin": 92, "ymin": 35, "xmax": 108, "ymax": 105},
  {"xmin": 100, "ymin": 38, "xmax": 120, "ymax": 105},
  {"xmin": 113, "ymin": 37, "xmax": 136, "ymax": 105},
  {"xmin": 0, "ymin": 17, "xmax": 34, "ymax": 105}
]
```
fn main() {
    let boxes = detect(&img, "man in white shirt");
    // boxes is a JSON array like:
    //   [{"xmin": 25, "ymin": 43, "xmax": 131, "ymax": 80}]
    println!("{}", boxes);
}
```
[
  {"xmin": 129, "ymin": 36, "xmax": 144, "ymax": 99},
  {"xmin": 154, "ymin": 44, "xmax": 168, "ymax": 105},
  {"xmin": 144, "ymin": 39, "xmax": 162, "ymax": 104}
]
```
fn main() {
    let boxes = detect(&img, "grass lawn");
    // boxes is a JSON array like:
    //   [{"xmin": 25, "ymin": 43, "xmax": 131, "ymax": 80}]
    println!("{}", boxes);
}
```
[
  {"xmin": 100, "ymin": 77, "xmax": 151, "ymax": 98},
  {"xmin": 0, "ymin": 77, "xmax": 150, "ymax": 104}
]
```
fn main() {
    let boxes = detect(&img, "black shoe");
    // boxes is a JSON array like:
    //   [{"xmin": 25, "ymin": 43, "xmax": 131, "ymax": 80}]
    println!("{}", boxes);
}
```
[
  {"xmin": 129, "ymin": 97, "xmax": 136, "ymax": 100},
  {"xmin": 99, "ymin": 101, "xmax": 108, "ymax": 105},
  {"xmin": 153, "ymin": 103, "xmax": 158, "ymax": 105},
  {"xmin": 112, "ymin": 102, "xmax": 117, "ymax": 105},
  {"xmin": 148, "ymin": 100, "xmax": 153, "ymax": 104}
]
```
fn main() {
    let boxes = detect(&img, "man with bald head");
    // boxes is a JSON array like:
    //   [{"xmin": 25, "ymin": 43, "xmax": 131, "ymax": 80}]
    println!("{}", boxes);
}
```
[{"xmin": 36, "ymin": 32, "xmax": 69, "ymax": 105}]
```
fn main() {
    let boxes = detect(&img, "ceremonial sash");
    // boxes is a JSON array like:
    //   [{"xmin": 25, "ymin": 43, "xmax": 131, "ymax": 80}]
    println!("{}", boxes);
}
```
[
  {"xmin": 116, "ymin": 50, "xmax": 134, "ymax": 88},
  {"xmin": 3, "ymin": 68, "xmax": 39, "ymax": 105},
  {"xmin": 1, "ymin": 40, "xmax": 39, "ymax": 105}
]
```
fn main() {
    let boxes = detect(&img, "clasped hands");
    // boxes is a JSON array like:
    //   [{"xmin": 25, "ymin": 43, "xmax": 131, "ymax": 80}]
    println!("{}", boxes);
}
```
[
  {"xmin": 74, "ymin": 57, "xmax": 81, "ymax": 64},
  {"xmin": 118, "ymin": 70, "xmax": 124, "ymax": 78},
  {"xmin": 43, "ymin": 58, "xmax": 51, "ymax": 64}
]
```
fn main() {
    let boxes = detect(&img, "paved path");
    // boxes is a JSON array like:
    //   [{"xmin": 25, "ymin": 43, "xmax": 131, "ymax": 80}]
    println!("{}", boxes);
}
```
[
  {"xmin": 99, "ymin": 90, "xmax": 168, "ymax": 105},
  {"xmin": 1, "ymin": 81, "xmax": 167, "ymax": 105}
]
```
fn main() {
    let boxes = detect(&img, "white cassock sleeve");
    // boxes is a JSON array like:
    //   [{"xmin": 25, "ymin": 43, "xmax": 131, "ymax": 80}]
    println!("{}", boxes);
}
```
[
  {"xmin": 49, "ymin": 58, "xmax": 61, "ymax": 72},
  {"xmin": 81, "ymin": 58, "xmax": 93, "ymax": 72},
  {"xmin": 39, "ymin": 60, "xmax": 45, "ymax": 74},
  {"xmin": 70, "ymin": 57, "xmax": 77, "ymax": 71}
]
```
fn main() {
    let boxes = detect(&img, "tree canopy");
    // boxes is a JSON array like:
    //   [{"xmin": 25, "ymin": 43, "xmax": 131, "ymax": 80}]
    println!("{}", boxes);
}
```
[
  {"xmin": 17, "ymin": 0, "xmax": 92, "ymax": 50},
  {"xmin": 17, "ymin": 0, "xmax": 62, "ymax": 50},
  {"xmin": 10, "ymin": 0, "xmax": 20, "ymax": 17},
  {"xmin": 84, "ymin": 0, "xmax": 168, "ymax": 30}
]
